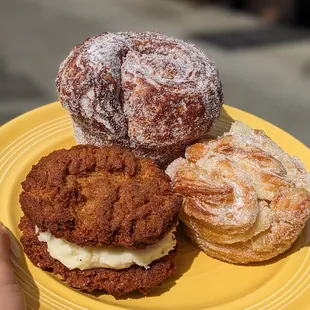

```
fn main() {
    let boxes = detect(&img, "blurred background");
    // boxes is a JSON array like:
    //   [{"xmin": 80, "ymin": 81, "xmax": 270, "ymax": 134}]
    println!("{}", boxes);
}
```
[{"xmin": 1, "ymin": 0, "xmax": 309, "ymax": 145}]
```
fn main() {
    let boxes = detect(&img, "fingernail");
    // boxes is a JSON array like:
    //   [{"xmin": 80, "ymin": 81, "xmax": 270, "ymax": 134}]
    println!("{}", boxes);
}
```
[
  {"xmin": 0, "ymin": 221, "xmax": 7, "ymax": 232},
  {"xmin": 0, "ymin": 222, "xmax": 10, "ymax": 260},
  {"xmin": 0, "ymin": 222, "xmax": 9, "ymax": 240}
]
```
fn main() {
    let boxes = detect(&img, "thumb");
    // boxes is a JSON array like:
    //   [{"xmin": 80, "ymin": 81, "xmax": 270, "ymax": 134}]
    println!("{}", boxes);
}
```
[
  {"xmin": 0, "ymin": 221, "xmax": 16, "ymax": 285},
  {"xmin": 0, "ymin": 222, "xmax": 10, "ymax": 263},
  {"xmin": 0, "ymin": 222, "xmax": 26, "ymax": 310}
]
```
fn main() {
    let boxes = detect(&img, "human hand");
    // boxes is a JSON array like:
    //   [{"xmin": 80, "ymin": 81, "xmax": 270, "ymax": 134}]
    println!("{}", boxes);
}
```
[{"xmin": 0, "ymin": 222, "xmax": 25, "ymax": 310}]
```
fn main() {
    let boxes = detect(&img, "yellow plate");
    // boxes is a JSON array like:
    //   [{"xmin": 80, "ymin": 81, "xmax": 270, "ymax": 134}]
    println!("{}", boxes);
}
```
[{"xmin": 0, "ymin": 102, "xmax": 310, "ymax": 310}]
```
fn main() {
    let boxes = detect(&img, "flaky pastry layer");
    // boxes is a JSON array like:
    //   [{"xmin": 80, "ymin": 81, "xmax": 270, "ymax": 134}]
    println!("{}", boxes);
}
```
[{"xmin": 166, "ymin": 121, "xmax": 310, "ymax": 264}]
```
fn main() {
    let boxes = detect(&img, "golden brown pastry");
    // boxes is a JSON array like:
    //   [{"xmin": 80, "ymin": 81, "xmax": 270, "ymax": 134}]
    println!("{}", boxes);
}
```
[{"xmin": 166, "ymin": 121, "xmax": 310, "ymax": 264}]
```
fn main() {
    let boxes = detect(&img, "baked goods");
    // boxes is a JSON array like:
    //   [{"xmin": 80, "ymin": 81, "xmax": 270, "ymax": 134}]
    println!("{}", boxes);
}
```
[
  {"xmin": 19, "ymin": 216, "xmax": 177, "ymax": 296},
  {"xmin": 19, "ymin": 145, "xmax": 181, "ymax": 295},
  {"xmin": 166, "ymin": 121, "xmax": 310, "ymax": 264},
  {"xmin": 56, "ymin": 32, "xmax": 224, "ymax": 166}
]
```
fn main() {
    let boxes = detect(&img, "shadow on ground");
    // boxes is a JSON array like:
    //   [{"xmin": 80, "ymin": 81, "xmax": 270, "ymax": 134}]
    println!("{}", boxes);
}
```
[{"xmin": 188, "ymin": 25, "xmax": 310, "ymax": 51}]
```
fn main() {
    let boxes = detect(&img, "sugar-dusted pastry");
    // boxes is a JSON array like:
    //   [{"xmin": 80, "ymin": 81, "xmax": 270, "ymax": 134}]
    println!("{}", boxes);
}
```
[
  {"xmin": 56, "ymin": 32, "xmax": 224, "ymax": 166},
  {"xmin": 166, "ymin": 121, "xmax": 310, "ymax": 264}
]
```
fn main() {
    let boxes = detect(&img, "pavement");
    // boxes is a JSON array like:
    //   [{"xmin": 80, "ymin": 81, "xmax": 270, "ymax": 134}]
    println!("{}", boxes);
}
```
[{"xmin": 0, "ymin": 0, "xmax": 309, "ymax": 146}]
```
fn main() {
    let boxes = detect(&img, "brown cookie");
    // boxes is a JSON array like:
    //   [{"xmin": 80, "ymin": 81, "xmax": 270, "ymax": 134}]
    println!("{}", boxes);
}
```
[
  {"xmin": 20, "ymin": 145, "xmax": 181, "ymax": 248},
  {"xmin": 19, "ymin": 216, "xmax": 177, "ymax": 295}
]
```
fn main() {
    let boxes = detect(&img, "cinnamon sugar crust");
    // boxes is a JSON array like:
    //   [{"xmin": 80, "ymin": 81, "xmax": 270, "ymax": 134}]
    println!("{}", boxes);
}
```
[{"xmin": 56, "ymin": 32, "xmax": 224, "ymax": 166}]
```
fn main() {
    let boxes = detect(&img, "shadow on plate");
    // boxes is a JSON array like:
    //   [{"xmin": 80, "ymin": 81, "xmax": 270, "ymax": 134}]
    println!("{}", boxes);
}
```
[
  {"xmin": 207, "ymin": 105, "xmax": 235, "ymax": 139},
  {"xmin": 8, "ymin": 229, "xmax": 40, "ymax": 310}
]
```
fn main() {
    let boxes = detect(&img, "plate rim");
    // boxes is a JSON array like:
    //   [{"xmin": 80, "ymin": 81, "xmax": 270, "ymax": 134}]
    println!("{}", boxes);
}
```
[{"xmin": 0, "ymin": 102, "xmax": 310, "ymax": 310}]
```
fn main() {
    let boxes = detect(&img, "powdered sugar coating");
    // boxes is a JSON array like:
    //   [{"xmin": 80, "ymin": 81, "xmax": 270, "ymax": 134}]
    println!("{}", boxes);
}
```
[
  {"xmin": 56, "ymin": 32, "xmax": 223, "ymax": 165},
  {"xmin": 166, "ymin": 121, "xmax": 310, "ymax": 263},
  {"xmin": 167, "ymin": 154, "xmax": 260, "ymax": 234},
  {"xmin": 228, "ymin": 121, "xmax": 310, "ymax": 191}
]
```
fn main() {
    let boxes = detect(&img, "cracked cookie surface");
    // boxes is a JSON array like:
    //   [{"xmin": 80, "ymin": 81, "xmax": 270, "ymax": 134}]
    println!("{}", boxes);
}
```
[{"xmin": 20, "ymin": 145, "xmax": 181, "ymax": 248}]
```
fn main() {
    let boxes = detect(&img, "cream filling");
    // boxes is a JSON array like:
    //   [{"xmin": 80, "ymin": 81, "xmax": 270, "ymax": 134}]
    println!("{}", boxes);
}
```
[{"xmin": 36, "ymin": 227, "xmax": 176, "ymax": 270}]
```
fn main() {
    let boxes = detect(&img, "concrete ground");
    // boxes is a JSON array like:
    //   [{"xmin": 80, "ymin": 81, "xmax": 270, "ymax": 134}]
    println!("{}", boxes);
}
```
[{"xmin": 0, "ymin": 0, "xmax": 309, "ymax": 145}]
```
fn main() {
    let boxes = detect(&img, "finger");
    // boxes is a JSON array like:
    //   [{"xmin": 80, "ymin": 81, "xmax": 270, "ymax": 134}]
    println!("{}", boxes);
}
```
[
  {"xmin": 0, "ymin": 283, "xmax": 26, "ymax": 310},
  {"xmin": 0, "ymin": 222, "xmax": 16, "ymax": 286},
  {"xmin": 0, "ymin": 223, "xmax": 25, "ymax": 309},
  {"xmin": 0, "ymin": 222, "xmax": 10, "ymax": 263}
]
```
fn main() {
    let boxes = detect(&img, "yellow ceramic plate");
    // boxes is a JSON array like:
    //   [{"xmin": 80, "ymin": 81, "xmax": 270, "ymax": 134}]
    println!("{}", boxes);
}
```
[{"xmin": 0, "ymin": 102, "xmax": 310, "ymax": 310}]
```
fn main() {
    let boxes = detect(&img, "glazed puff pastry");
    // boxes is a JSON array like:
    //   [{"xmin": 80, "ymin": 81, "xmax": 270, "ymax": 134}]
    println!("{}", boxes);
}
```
[{"xmin": 166, "ymin": 121, "xmax": 310, "ymax": 264}]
